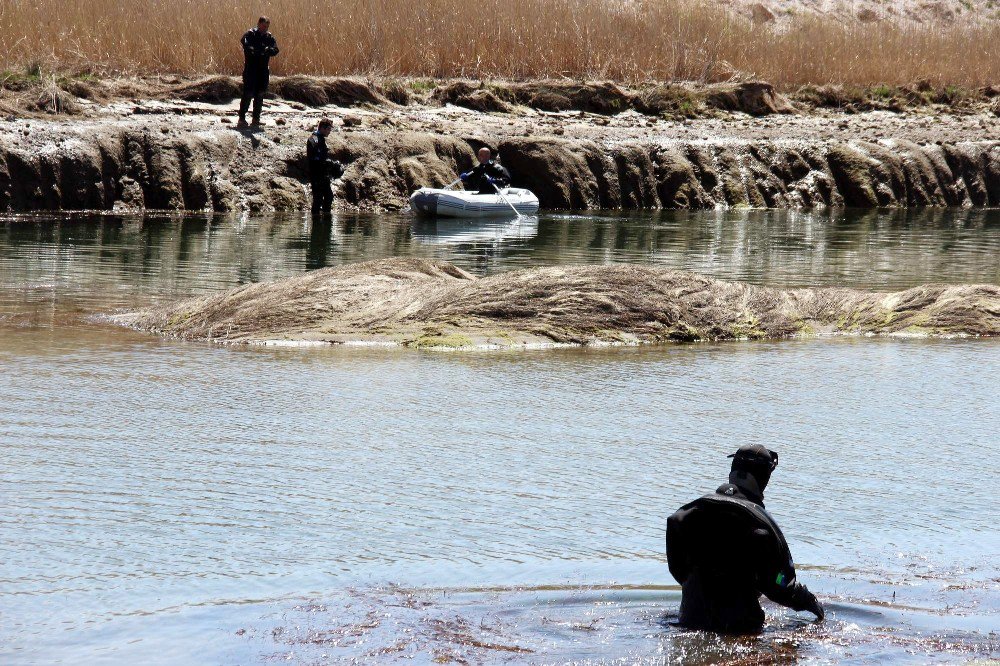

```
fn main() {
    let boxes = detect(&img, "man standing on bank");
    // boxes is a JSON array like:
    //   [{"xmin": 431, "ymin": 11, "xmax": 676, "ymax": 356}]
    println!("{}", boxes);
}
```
[
  {"xmin": 306, "ymin": 118, "xmax": 344, "ymax": 215},
  {"xmin": 238, "ymin": 16, "xmax": 279, "ymax": 129},
  {"xmin": 666, "ymin": 445, "xmax": 824, "ymax": 634}
]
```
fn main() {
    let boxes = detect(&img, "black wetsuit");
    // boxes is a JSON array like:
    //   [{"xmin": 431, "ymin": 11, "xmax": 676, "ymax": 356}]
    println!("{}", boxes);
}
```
[
  {"xmin": 462, "ymin": 160, "xmax": 511, "ymax": 194},
  {"xmin": 666, "ymin": 480, "xmax": 820, "ymax": 634},
  {"xmin": 307, "ymin": 131, "xmax": 336, "ymax": 213},
  {"xmin": 240, "ymin": 28, "xmax": 279, "ymax": 124}
]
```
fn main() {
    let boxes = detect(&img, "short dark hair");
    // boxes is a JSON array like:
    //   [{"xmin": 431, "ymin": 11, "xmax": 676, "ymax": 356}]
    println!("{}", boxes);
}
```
[
  {"xmin": 318, "ymin": 118, "xmax": 333, "ymax": 129},
  {"xmin": 258, "ymin": 16, "xmax": 270, "ymax": 24}
]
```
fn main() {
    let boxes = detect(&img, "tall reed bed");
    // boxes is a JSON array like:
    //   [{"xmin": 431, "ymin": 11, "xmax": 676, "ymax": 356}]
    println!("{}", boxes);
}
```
[{"xmin": 1, "ymin": 0, "xmax": 998, "ymax": 86}]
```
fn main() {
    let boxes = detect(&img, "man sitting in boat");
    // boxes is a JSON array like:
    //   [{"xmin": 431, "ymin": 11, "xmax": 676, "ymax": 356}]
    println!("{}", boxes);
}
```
[{"xmin": 460, "ymin": 148, "xmax": 511, "ymax": 194}]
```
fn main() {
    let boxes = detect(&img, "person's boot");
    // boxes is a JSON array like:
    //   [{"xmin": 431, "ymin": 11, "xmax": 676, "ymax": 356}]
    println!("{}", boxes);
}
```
[
  {"xmin": 237, "ymin": 93, "xmax": 252, "ymax": 129},
  {"xmin": 251, "ymin": 97, "xmax": 263, "ymax": 128}
]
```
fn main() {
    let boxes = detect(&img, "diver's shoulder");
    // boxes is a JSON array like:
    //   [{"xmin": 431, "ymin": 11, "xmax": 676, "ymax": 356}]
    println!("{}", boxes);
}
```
[{"xmin": 715, "ymin": 483, "xmax": 740, "ymax": 497}]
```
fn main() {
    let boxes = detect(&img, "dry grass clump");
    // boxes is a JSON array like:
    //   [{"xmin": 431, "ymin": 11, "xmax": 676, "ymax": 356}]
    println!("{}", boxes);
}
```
[
  {"xmin": 1, "ymin": 0, "xmax": 999, "ymax": 87},
  {"xmin": 116, "ymin": 257, "xmax": 1000, "ymax": 347},
  {"xmin": 0, "ymin": 67, "xmax": 91, "ymax": 115},
  {"xmin": 166, "ymin": 75, "xmax": 243, "ymax": 103}
]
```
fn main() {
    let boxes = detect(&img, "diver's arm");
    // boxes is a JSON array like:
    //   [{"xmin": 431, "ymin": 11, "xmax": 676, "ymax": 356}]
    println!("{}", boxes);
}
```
[
  {"xmin": 492, "ymin": 164, "xmax": 511, "ymax": 187},
  {"xmin": 241, "ymin": 31, "xmax": 256, "ymax": 57},
  {"xmin": 665, "ymin": 513, "xmax": 690, "ymax": 584},
  {"xmin": 761, "ymin": 571, "xmax": 823, "ymax": 619},
  {"xmin": 306, "ymin": 135, "xmax": 319, "ymax": 163},
  {"xmin": 756, "ymin": 528, "xmax": 824, "ymax": 619},
  {"xmin": 460, "ymin": 163, "xmax": 484, "ymax": 187}
]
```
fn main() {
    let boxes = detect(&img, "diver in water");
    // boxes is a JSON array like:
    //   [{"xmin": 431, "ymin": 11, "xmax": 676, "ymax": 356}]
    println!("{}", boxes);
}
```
[
  {"xmin": 306, "ymin": 118, "xmax": 344, "ymax": 215},
  {"xmin": 460, "ymin": 147, "xmax": 511, "ymax": 194},
  {"xmin": 238, "ymin": 16, "xmax": 280, "ymax": 129},
  {"xmin": 666, "ymin": 444, "xmax": 824, "ymax": 634}
]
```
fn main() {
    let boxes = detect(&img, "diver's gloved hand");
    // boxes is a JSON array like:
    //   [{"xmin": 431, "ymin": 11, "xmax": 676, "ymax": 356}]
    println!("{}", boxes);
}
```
[
  {"xmin": 459, "ymin": 172, "xmax": 471, "ymax": 182},
  {"xmin": 326, "ymin": 159, "xmax": 344, "ymax": 179},
  {"xmin": 802, "ymin": 591, "xmax": 825, "ymax": 621}
]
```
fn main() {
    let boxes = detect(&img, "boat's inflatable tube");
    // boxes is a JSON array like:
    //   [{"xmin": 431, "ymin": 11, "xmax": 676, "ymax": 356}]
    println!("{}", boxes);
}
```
[{"xmin": 410, "ymin": 187, "xmax": 540, "ymax": 218}]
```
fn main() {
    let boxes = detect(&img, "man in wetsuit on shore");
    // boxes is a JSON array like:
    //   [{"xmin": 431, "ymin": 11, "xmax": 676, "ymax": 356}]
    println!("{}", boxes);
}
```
[
  {"xmin": 460, "ymin": 147, "xmax": 511, "ymax": 194},
  {"xmin": 666, "ymin": 445, "xmax": 824, "ymax": 634},
  {"xmin": 306, "ymin": 118, "xmax": 344, "ymax": 215},
  {"xmin": 238, "ymin": 16, "xmax": 280, "ymax": 129}
]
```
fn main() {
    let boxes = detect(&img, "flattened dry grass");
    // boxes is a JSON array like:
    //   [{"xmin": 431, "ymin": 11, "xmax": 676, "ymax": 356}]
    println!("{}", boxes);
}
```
[
  {"xmin": 1, "ymin": 0, "xmax": 999, "ymax": 87},
  {"xmin": 116, "ymin": 257, "xmax": 1000, "ymax": 346}
]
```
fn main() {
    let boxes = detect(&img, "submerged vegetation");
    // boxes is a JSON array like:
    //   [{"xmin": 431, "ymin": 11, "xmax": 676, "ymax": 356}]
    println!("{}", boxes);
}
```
[{"xmin": 1, "ymin": 0, "xmax": 1000, "ymax": 87}]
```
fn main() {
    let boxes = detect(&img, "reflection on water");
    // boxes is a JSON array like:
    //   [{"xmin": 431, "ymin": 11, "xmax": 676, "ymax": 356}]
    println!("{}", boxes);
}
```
[
  {"xmin": 411, "ymin": 215, "xmax": 539, "ymax": 245},
  {"xmin": 1, "ymin": 209, "xmax": 999, "ymax": 663},
  {"xmin": 2, "ymin": 207, "xmax": 1000, "ymax": 317}
]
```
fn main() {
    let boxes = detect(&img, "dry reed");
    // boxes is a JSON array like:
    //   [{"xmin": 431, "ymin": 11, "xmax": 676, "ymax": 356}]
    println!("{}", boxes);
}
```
[{"xmin": 1, "ymin": 0, "xmax": 998, "ymax": 86}]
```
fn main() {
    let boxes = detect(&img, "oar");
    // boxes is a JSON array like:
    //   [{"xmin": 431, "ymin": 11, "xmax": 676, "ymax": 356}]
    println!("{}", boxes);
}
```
[
  {"xmin": 443, "ymin": 177, "xmax": 462, "ymax": 190},
  {"xmin": 492, "ymin": 182, "xmax": 523, "ymax": 221}
]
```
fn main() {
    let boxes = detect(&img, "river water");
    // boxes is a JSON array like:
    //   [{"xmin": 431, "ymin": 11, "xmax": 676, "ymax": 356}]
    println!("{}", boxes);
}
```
[{"xmin": 1, "ymin": 209, "xmax": 998, "ymax": 664}]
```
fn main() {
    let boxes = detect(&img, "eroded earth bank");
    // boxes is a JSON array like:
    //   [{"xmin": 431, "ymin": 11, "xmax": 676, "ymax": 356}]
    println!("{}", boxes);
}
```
[
  {"xmin": 114, "ymin": 257, "xmax": 1000, "ymax": 348},
  {"xmin": 3, "ymin": 77, "xmax": 1000, "ymax": 212}
]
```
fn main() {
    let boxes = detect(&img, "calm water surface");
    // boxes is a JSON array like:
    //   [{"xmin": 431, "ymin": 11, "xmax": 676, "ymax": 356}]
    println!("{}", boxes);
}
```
[{"xmin": 1, "ymin": 209, "xmax": 998, "ymax": 664}]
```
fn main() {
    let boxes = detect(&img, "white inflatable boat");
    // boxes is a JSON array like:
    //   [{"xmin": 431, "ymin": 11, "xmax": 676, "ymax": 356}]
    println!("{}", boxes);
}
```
[{"xmin": 410, "ymin": 187, "xmax": 539, "ymax": 218}]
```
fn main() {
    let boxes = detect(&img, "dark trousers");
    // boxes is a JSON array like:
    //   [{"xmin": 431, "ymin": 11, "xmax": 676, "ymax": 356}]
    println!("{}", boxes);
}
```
[
  {"xmin": 311, "ymin": 176, "xmax": 333, "ymax": 213},
  {"xmin": 679, "ymin": 574, "xmax": 766, "ymax": 635},
  {"xmin": 239, "ymin": 70, "xmax": 269, "ymax": 122}
]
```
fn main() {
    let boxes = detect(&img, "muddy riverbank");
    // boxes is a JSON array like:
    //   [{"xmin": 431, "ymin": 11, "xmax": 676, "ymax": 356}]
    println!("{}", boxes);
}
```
[
  {"xmin": 114, "ymin": 257, "xmax": 1000, "ymax": 347},
  {"xmin": 2, "ymin": 76, "xmax": 1000, "ymax": 212}
]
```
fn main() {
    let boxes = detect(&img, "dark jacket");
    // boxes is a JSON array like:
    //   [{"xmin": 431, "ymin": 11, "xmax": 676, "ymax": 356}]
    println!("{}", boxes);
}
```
[
  {"xmin": 241, "ymin": 28, "xmax": 279, "ymax": 76},
  {"xmin": 463, "ymin": 160, "xmax": 511, "ymax": 194},
  {"xmin": 307, "ymin": 132, "xmax": 344, "ymax": 181},
  {"xmin": 307, "ymin": 131, "xmax": 329, "ymax": 180},
  {"xmin": 666, "ymin": 481, "xmax": 819, "ymax": 634}
]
